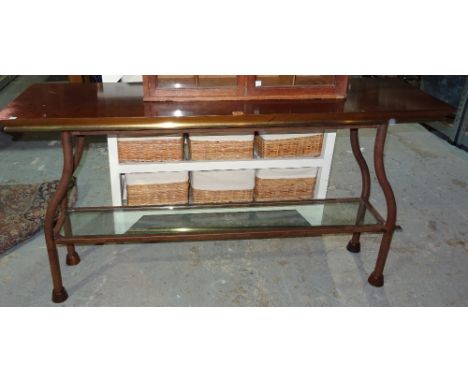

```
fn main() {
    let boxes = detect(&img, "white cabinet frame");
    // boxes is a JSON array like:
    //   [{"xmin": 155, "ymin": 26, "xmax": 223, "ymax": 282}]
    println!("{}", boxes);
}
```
[{"xmin": 107, "ymin": 133, "xmax": 336, "ymax": 206}]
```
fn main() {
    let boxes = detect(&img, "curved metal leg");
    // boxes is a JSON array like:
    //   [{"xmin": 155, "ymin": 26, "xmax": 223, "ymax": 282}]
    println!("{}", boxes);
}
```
[
  {"xmin": 63, "ymin": 135, "xmax": 85, "ymax": 266},
  {"xmin": 74, "ymin": 135, "xmax": 86, "ymax": 168},
  {"xmin": 368, "ymin": 124, "xmax": 397, "ymax": 287},
  {"xmin": 347, "ymin": 128, "xmax": 371, "ymax": 253},
  {"xmin": 44, "ymin": 132, "xmax": 75, "ymax": 303}
]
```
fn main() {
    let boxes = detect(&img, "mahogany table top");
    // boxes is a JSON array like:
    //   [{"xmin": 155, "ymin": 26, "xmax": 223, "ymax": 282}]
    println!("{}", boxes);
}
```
[{"xmin": 0, "ymin": 78, "xmax": 455, "ymax": 133}]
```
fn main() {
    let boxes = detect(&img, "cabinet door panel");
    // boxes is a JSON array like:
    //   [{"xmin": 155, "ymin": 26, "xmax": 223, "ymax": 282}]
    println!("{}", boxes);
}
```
[
  {"xmin": 255, "ymin": 75, "xmax": 335, "ymax": 87},
  {"xmin": 143, "ymin": 75, "xmax": 245, "ymax": 101},
  {"xmin": 247, "ymin": 75, "xmax": 348, "ymax": 99},
  {"xmin": 157, "ymin": 75, "xmax": 238, "ymax": 89}
]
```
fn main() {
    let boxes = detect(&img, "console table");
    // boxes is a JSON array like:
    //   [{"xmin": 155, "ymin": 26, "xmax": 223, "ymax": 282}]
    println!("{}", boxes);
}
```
[{"xmin": 0, "ymin": 78, "xmax": 455, "ymax": 303}]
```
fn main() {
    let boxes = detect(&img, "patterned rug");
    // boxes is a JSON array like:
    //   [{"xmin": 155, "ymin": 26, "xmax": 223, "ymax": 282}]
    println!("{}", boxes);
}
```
[{"xmin": 0, "ymin": 180, "xmax": 76, "ymax": 255}]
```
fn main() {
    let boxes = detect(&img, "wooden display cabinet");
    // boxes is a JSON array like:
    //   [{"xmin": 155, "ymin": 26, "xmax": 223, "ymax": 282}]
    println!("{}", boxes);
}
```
[{"xmin": 143, "ymin": 75, "xmax": 348, "ymax": 101}]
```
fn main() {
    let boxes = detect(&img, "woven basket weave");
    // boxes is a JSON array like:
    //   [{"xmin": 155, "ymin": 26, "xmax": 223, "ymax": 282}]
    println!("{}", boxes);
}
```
[
  {"xmin": 254, "ymin": 177, "xmax": 316, "ymax": 202},
  {"xmin": 254, "ymin": 134, "xmax": 323, "ymax": 158},
  {"xmin": 189, "ymin": 138, "xmax": 253, "ymax": 160},
  {"xmin": 192, "ymin": 189, "xmax": 254, "ymax": 204},
  {"xmin": 127, "ymin": 181, "xmax": 189, "ymax": 206},
  {"xmin": 118, "ymin": 136, "xmax": 184, "ymax": 162}
]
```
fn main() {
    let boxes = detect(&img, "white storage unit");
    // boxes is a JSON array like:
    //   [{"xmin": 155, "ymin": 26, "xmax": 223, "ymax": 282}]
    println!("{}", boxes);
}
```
[{"xmin": 107, "ymin": 133, "xmax": 336, "ymax": 206}]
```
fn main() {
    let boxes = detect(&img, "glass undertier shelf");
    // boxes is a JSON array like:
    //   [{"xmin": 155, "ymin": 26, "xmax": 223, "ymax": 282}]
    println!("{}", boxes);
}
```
[{"xmin": 58, "ymin": 199, "xmax": 385, "ymax": 243}]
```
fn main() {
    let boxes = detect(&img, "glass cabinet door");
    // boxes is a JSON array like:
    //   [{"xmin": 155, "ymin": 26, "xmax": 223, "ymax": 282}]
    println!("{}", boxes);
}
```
[
  {"xmin": 253, "ymin": 75, "xmax": 335, "ymax": 88},
  {"xmin": 143, "ymin": 75, "xmax": 246, "ymax": 101},
  {"xmin": 246, "ymin": 75, "xmax": 348, "ymax": 99},
  {"xmin": 156, "ymin": 75, "xmax": 238, "ymax": 89}
]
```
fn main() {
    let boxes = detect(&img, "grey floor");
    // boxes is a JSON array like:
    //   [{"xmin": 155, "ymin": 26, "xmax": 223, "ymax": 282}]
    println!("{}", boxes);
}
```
[{"xmin": 0, "ymin": 76, "xmax": 467, "ymax": 306}]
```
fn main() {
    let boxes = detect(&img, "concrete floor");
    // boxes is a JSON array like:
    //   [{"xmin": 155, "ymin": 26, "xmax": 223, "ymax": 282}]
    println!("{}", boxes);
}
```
[{"xmin": 0, "ymin": 76, "xmax": 467, "ymax": 306}]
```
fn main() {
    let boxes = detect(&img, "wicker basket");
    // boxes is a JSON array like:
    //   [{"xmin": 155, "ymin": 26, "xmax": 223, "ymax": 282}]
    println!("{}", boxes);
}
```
[
  {"xmin": 191, "ymin": 170, "xmax": 255, "ymax": 204},
  {"xmin": 254, "ymin": 133, "xmax": 323, "ymax": 158},
  {"xmin": 125, "ymin": 172, "xmax": 189, "ymax": 206},
  {"xmin": 118, "ymin": 136, "xmax": 184, "ymax": 162},
  {"xmin": 254, "ymin": 168, "xmax": 318, "ymax": 202},
  {"xmin": 189, "ymin": 135, "xmax": 254, "ymax": 160}
]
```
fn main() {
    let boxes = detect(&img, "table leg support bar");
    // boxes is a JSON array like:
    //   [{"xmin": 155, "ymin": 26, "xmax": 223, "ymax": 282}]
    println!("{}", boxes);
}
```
[{"xmin": 368, "ymin": 123, "xmax": 397, "ymax": 287}]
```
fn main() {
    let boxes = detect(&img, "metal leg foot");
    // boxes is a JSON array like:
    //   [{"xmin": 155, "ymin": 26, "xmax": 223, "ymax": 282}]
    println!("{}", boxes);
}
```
[
  {"xmin": 368, "ymin": 272, "xmax": 384, "ymax": 287},
  {"xmin": 66, "ymin": 250, "xmax": 81, "ymax": 266},
  {"xmin": 52, "ymin": 286, "xmax": 69, "ymax": 303},
  {"xmin": 346, "ymin": 240, "xmax": 361, "ymax": 253}
]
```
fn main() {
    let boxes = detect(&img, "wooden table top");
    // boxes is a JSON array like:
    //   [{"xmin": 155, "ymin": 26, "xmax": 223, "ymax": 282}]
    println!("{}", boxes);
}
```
[{"xmin": 0, "ymin": 78, "xmax": 455, "ymax": 133}]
